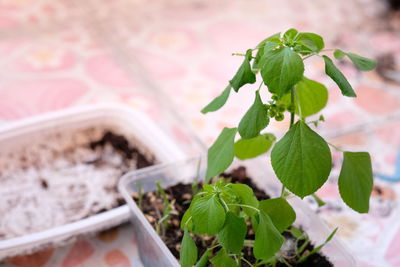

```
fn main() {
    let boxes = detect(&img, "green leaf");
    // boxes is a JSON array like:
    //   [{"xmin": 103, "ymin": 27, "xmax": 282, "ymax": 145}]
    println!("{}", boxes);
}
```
[
  {"xmin": 271, "ymin": 121, "xmax": 332, "ymax": 198},
  {"xmin": 253, "ymin": 33, "xmax": 281, "ymax": 70},
  {"xmin": 201, "ymin": 85, "xmax": 231, "ymax": 114},
  {"xmin": 259, "ymin": 198, "xmax": 296, "ymax": 232},
  {"xmin": 333, "ymin": 49, "xmax": 346, "ymax": 59},
  {"xmin": 284, "ymin": 77, "xmax": 328, "ymax": 117},
  {"xmin": 210, "ymin": 248, "xmax": 238, "ymax": 267},
  {"xmin": 283, "ymin": 28, "xmax": 299, "ymax": 42},
  {"xmin": 296, "ymin": 32, "xmax": 324, "ymax": 55},
  {"xmin": 230, "ymin": 49, "xmax": 256, "ymax": 92},
  {"xmin": 238, "ymin": 91, "xmax": 269, "ymax": 139},
  {"xmin": 333, "ymin": 49, "xmax": 377, "ymax": 71},
  {"xmin": 180, "ymin": 206, "xmax": 193, "ymax": 230},
  {"xmin": 180, "ymin": 229, "xmax": 198, "ymax": 267},
  {"xmin": 288, "ymin": 226, "xmax": 306, "ymax": 240},
  {"xmin": 299, "ymin": 228, "xmax": 338, "ymax": 263},
  {"xmin": 261, "ymin": 47, "xmax": 304, "ymax": 97},
  {"xmin": 346, "ymin": 53, "xmax": 377, "ymax": 71},
  {"xmin": 191, "ymin": 196, "xmax": 226, "ymax": 235},
  {"xmin": 253, "ymin": 211, "xmax": 284, "ymax": 260},
  {"xmin": 338, "ymin": 152, "xmax": 373, "ymax": 213},
  {"xmin": 206, "ymin": 127, "xmax": 237, "ymax": 181},
  {"xmin": 229, "ymin": 184, "xmax": 259, "ymax": 216},
  {"xmin": 234, "ymin": 133, "xmax": 276, "ymax": 160},
  {"xmin": 323, "ymin": 55, "xmax": 356, "ymax": 97},
  {"xmin": 195, "ymin": 250, "xmax": 210, "ymax": 267},
  {"xmin": 217, "ymin": 212, "xmax": 247, "ymax": 253}
]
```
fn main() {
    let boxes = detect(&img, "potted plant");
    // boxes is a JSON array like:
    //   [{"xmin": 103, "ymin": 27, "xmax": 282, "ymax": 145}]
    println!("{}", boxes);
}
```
[{"xmin": 120, "ymin": 28, "xmax": 376, "ymax": 266}]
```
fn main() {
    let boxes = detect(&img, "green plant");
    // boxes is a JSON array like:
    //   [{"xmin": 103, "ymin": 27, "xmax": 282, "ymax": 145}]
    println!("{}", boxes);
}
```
[
  {"xmin": 155, "ymin": 181, "xmax": 177, "ymax": 236},
  {"xmin": 180, "ymin": 28, "xmax": 376, "ymax": 266}
]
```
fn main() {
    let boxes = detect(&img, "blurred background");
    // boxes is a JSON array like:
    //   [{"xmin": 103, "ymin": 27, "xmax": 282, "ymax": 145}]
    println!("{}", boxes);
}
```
[{"xmin": 0, "ymin": 0, "xmax": 399, "ymax": 266}]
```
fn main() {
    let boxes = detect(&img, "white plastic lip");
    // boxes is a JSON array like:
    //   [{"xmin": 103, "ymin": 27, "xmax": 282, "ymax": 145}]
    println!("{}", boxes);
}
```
[{"xmin": 0, "ymin": 104, "xmax": 186, "ymax": 259}]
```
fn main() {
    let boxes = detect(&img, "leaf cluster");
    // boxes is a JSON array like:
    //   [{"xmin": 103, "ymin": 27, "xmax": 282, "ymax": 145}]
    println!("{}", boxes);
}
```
[
  {"xmin": 202, "ymin": 28, "xmax": 375, "ymax": 212},
  {"xmin": 180, "ymin": 179, "xmax": 296, "ymax": 267},
  {"xmin": 179, "ymin": 28, "xmax": 377, "ymax": 266}
]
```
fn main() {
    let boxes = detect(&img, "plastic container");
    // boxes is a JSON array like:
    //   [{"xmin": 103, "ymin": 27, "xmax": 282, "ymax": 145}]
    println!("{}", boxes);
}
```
[
  {"xmin": 119, "ymin": 156, "xmax": 357, "ymax": 267},
  {"xmin": 0, "ymin": 104, "xmax": 186, "ymax": 259}
]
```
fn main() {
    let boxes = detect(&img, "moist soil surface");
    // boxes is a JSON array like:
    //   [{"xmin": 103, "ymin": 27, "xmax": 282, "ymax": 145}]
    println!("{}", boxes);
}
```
[{"xmin": 133, "ymin": 166, "xmax": 333, "ymax": 267}]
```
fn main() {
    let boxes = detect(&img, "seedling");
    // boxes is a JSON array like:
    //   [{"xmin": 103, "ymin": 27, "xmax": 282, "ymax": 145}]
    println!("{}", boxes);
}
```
[
  {"xmin": 180, "ymin": 28, "xmax": 376, "ymax": 266},
  {"xmin": 154, "ymin": 182, "xmax": 178, "ymax": 236}
]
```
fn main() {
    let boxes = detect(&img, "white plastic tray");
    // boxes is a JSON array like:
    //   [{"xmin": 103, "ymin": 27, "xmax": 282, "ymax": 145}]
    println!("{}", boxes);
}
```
[{"xmin": 0, "ymin": 104, "xmax": 186, "ymax": 259}]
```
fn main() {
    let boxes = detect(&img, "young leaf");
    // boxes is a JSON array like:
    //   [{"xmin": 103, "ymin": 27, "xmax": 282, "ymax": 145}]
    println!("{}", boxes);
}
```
[
  {"xmin": 210, "ymin": 248, "xmax": 238, "ymax": 267},
  {"xmin": 281, "ymin": 77, "xmax": 328, "ymax": 117},
  {"xmin": 338, "ymin": 152, "xmax": 373, "ymax": 213},
  {"xmin": 201, "ymin": 85, "xmax": 231, "ymax": 114},
  {"xmin": 229, "ymin": 184, "xmax": 259, "ymax": 216},
  {"xmin": 346, "ymin": 53, "xmax": 377, "ymax": 71},
  {"xmin": 299, "ymin": 228, "xmax": 338, "ymax": 263},
  {"xmin": 323, "ymin": 55, "xmax": 356, "ymax": 97},
  {"xmin": 293, "ymin": 77, "xmax": 328, "ymax": 117},
  {"xmin": 230, "ymin": 49, "xmax": 256, "ymax": 92},
  {"xmin": 195, "ymin": 250, "xmax": 210, "ymax": 267},
  {"xmin": 206, "ymin": 127, "xmax": 237, "ymax": 181},
  {"xmin": 180, "ymin": 229, "xmax": 198, "ymax": 267},
  {"xmin": 253, "ymin": 32, "xmax": 281, "ymax": 70},
  {"xmin": 283, "ymin": 28, "xmax": 299, "ymax": 43},
  {"xmin": 192, "ymin": 196, "xmax": 226, "ymax": 235},
  {"xmin": 333, "ymin": 49, "xmax": 346, "ymax": 59},
  {"xmin": 238, "ymin": 91, "xmax": 269, "ymax": 139},
  {"xmin": 234, "ymin": 133, "xmax": 276, "ymax": 160},
  {"xmin": 261, "ymin": 47, "xmax": 304, "ymax": 97},
  {"xmin": 271, "ymin": 121, "xmax": 332, "ymax": 198},
  {"xmin": 217, "ymin": 212, "xmax": 247, "ymax": 253},
  {"xmin": 253, "ymin": 211, "xmax": 284, "ymax": 260},
  {"xmin": 296, "ymin": 32, "xmax": 324, "ymax": 55},
  {"xmin": 333, "ymin": 49, "xmax": 377, "ymax": 71},
  {"xmin": 259, "ymin": 198, "xmax": 296, "ymax": 232},
  {"xmin": 255, "ymin": 32, "xmax": 281, "ymax": 49}
]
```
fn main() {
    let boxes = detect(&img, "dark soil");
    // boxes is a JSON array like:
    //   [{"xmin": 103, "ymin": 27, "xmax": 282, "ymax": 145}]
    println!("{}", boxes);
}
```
[
  {"xmin": 90, "ymin": 130, "xmax": 154, "ymax": 169},
  {"xmin": 133, "ymin": 166, "xmax": 333, "ymax": 267}
]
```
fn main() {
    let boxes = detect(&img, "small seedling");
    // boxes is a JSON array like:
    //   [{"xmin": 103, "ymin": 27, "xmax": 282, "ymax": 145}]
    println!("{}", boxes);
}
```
[
  {"xmin": 155, "ymin": 182, "xmax": 177, "ymax": 236},
  {"xmin": 179, "ymin": 28, "xmax": 376, "ymax": 266}
]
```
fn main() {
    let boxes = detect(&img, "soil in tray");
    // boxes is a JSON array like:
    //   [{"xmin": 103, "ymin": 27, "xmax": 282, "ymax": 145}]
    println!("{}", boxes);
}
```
[
  {"xmin": 0, "ymin": 128, "xmax": 155, "ymax": 240},
  {"xmin": 133, "ymin": 166, "xmax": 333, "ymax": 267}
]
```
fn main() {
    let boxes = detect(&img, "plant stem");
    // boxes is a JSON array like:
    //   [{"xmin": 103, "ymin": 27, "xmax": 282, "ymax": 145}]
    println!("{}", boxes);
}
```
[
  {"xmin": 219, "ymin": 196, "xmax": 230, "ymax": 212},
  {"xmin": 244, "ymin": 240, "xmax": 255, "ymax": 247},
  {"xmin": 241, "ymin": 256, "xmax": 255, "ymax": 267},
  {"xmin": 290, "ymin": 87, "xmax": 295, "ymax": 127},
  {"xmin": 327, "ymin": 142, "xmax": 344, "ymax": 152},
  {"xmin": 228, "ymin": 203, "xmax": 260, "ymax": 213},
  {"xmin": 281, "ymin": 87, "xmax": 296, "ymax": 197}
]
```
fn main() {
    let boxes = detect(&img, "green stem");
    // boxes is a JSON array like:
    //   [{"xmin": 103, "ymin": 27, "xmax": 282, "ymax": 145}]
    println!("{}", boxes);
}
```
[
  {"xmin": 227, "ymin": 203, "xmax": 260, "ymax": 213},
  {"xmin": 290, "ymin": 87, "xmax": 295, "ymax": 127},
  {"xmin": 327, "ymin": 142, "xmax": 344, "ymax": 152},
  {"xmin": 207, "ymin": 243, "xmax": 221, "ymax": 251},
  {"xmin": 244, "ymin": 240, "xmax": 255, "ymax": 247},
  {"xmin": 241, "ymin": 256, "xmax": 255, "ymax": 267},
  {"xmin": 219, "ymin": 196, "xmax": 230, "ymax": 212},
  {"xmin": 281, "ymin": 87, "xmax": 297, "ymax": 197}
]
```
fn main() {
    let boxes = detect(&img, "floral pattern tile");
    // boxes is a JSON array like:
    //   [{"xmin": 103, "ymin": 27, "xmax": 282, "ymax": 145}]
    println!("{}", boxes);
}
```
[{"xmin": 0, "ymin": 0, "xmax": 399, "ymax": 266}]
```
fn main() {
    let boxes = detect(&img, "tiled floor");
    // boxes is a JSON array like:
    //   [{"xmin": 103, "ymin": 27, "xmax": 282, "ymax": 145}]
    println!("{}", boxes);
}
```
[{"xmin": 0, "ymin": 0, "xmax": 399, "ymax": 266}]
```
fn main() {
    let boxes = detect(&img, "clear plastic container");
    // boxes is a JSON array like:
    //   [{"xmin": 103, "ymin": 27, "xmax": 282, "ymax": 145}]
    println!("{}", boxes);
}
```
[
  {"xmin": 0, "ymin": 104, "xmax": 186, "ymax": 259},
  {"xmin": 119, "ymin": 156, "xmax": 357, "ymax": 267}
]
